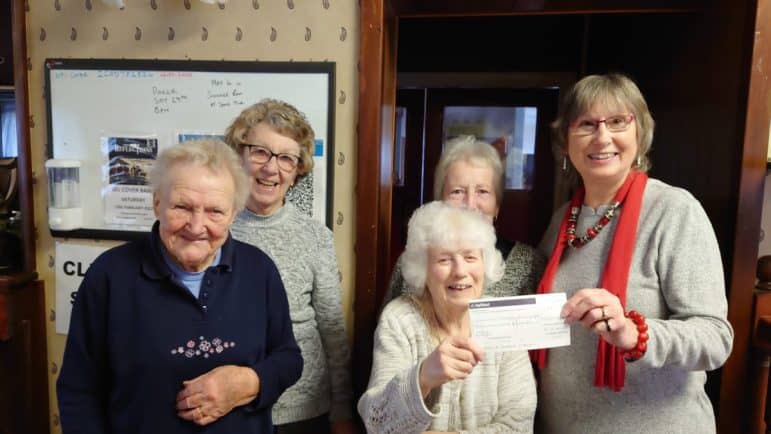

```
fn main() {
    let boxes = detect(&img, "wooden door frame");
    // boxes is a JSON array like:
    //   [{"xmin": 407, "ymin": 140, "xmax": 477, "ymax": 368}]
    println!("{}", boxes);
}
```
[
  {"xmin": 718, "ymin": 0, "xmax": 770, "ymax": 431},
  {"xmin": 355, "ymin": 3, "xmax": 770, "ymax": 432}
]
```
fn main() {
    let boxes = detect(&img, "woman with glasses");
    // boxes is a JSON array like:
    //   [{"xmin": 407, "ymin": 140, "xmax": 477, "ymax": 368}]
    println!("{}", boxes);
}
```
[
  {"xmin": 223, "ymin": 99, "xmax": 356, "ymax": 434},
  {"xmin": 534, "ymin": 73, "xmax": 732, "ymax": 433}
]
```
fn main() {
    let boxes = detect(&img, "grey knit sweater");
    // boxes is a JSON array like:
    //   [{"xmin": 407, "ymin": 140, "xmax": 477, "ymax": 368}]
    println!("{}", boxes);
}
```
[
  {"xmin": 230, "ymin": 203, "xmax": 353, "ymax": 425},
  {"xmin": 381, "ymin": 242, "xmax": 546, "ymax": 309},
  {"xmin": 536, "ymin": 178, "xmax": 733, "ymax": 434},
  {"xmin": 358, "ymin": 296, "xmax": 537, "ymax": 433}
]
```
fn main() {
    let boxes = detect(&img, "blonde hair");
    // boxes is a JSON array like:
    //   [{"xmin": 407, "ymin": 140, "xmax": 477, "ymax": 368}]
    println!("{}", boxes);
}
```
[
  {"xmin": 149, "ymin": 139, "xmax": 249, "ymax": 212},
  {"xmin": 224, "ymin": 98, "xmax": 315, "ymax": 180},
  {"xmin": 551, "ymin": 73, "xmax": 655, "ymax": 185}
]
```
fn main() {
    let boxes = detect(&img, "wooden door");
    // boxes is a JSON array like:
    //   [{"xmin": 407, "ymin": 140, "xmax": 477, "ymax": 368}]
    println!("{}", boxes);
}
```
[
  {"xmin": 389, "ymin": 89, "xmax": 426, "ymax": 272},
  {"xmin": 424, "ymin": 88, "xmax": 559, "ymax": 247}
]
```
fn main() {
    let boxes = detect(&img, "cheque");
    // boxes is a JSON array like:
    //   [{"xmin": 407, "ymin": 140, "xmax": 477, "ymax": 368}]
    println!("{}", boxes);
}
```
[{"xmin": 468, "ymin": 293, "xmax": 571, "ymax": 352}]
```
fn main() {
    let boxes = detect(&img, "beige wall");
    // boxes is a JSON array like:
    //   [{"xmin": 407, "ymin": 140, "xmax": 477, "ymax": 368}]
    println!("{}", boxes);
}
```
[{"xmin": 25, "ymin": 1, "xmax": 358, "ymax": 432}]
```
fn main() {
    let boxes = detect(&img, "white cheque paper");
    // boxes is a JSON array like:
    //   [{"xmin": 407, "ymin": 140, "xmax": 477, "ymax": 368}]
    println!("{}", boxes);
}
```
[{"xmin": 469, "ymin": 293, "xmax": 570, "ymax": 352}]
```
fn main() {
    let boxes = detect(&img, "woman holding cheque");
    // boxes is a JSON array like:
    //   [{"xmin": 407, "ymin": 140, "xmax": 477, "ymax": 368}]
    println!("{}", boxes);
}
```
[
  {"xmin": 358, "ymin": 201, "xmax": 537, "ymax": 433},
  {"xmin": 534, "ymin": 73, "xmax": 733, "ymax": 433}
]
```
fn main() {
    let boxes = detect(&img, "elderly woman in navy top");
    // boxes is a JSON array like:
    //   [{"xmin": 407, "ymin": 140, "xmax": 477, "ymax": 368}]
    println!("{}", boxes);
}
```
[{"xmin": 57, "ymin": 139, "xmax": 302, "ymax": 434}]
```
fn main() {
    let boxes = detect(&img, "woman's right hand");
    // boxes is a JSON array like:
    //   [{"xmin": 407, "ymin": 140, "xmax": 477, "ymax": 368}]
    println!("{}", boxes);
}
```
[{"xmin": 418, "ymin": 336, "xmax": 485, "ymax": 397}]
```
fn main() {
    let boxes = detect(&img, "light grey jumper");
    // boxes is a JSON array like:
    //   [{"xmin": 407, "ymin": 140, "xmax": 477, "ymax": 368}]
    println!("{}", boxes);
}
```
[
  {"xmin": 231, "ymin": 202, "xmax": 353, "ymax": 425},
  {"xmin": 358, "ymin": 296, "xmax": 537, "ymax": 434},
  {"xmin": 537, "ymin": 178, "xmax": 733, "ymax": 434}
]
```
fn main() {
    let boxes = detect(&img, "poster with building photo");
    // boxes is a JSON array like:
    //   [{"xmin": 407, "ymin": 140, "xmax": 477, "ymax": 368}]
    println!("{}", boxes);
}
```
[{"xmin": 101, "ymin": 136, "xmax": 158, "ymax": 230}]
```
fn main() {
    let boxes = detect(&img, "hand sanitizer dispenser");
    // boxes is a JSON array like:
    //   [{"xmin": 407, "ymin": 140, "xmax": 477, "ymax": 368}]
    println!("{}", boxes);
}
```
[{"xmin": 45, "ymin": 159, "xmax": 83, "ymax": 231}]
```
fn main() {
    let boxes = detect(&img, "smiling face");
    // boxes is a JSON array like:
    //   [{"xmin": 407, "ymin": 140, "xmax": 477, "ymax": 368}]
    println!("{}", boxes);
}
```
[
  {"xmin": 441, "ymin": 160, "xmax": 499, "ymax": 222},
  {"xmin": 425, "ymin": 242, "xmax": 485, "ymax": 315},
  {"xmin": 567, "ymin": 102, "xmax": 639, "ymax": 196},
  {"xmin": 154, "ymin": 163, "xmax": 236, "ymax": 272},
  {"xmin": 241, "ymin": 122, "xmax": 301, "ymax": 216}
]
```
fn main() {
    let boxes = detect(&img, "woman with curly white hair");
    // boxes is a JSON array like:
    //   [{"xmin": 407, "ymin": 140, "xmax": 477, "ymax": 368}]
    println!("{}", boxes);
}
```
[{"xmin": 358, "ymin": 201, "xmax": 537, "ymax": 434}]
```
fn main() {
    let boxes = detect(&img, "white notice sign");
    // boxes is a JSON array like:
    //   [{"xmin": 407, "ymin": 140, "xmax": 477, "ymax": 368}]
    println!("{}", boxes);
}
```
[{"xmin": 55, "ymin": 242, "xmax": 112, "ymax": 334}]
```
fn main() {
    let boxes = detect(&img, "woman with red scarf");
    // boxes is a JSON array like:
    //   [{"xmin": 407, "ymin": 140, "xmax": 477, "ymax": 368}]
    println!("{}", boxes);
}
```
[{"xmin": 534, "ymin": 74, "xmax": 733, "ymax": 433}]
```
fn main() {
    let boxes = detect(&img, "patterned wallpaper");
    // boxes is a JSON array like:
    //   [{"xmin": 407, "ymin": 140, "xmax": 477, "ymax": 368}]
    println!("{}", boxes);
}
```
[{"xmin": 24, "ymin": 1, "xmax": 358, "ymax": 431}]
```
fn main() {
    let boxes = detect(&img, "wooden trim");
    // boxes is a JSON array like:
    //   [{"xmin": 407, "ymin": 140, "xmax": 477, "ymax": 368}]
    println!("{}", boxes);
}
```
[
  {"xmin": 11, "ymin": 0, "xmax": 35, "ymax": 273},
  {"xmin": 353, "ymin": 0, "xmax": 386, "ymax": 395},
  {"xmin": 390, "ymin": 0, "xmax": 705, "ymax": 17},
  {"xmin": 720, "ymin": 0, "xmax": 771, "ymax": 431}
]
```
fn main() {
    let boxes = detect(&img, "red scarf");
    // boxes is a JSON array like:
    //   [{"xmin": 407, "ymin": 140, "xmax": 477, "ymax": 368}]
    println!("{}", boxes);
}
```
[{"xmin": 530, "ymin": 170, "xmax": 648, "ymax": 391}]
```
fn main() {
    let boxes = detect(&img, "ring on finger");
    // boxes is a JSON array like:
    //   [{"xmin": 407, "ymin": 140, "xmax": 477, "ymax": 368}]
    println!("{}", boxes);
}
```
[
  {"xmin": 604, "ymin": 318, "xmax": 611, "ymax": 332},
  {"xmin": 600, "ymin": 306, "xmax": 607, "ymax": 319}
]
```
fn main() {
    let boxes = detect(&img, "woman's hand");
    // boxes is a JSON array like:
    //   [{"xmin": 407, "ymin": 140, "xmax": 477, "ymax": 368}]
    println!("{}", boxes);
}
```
[
  {"xmin": 561, "ymin": 288, "xmax": 638, "ymax": 350},
  {"xmin": 418, "ymin": 336, "xmax": 485, "ymax": 397},
  {"xmin": 176, "ymin": 365, "xmax": 260, "ymax": 426}
]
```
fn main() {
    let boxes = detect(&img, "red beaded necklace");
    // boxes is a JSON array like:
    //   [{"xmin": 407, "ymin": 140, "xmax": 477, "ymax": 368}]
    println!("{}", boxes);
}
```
[{"xmin": 565, "ymin": 201, "xmax": 621, "ymax": 248}]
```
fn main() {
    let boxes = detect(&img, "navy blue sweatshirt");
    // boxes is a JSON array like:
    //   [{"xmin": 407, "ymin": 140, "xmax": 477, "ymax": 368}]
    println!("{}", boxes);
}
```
[{"xmin": 57, "ymin": 223, "xmax": 303, "ymax": 434}]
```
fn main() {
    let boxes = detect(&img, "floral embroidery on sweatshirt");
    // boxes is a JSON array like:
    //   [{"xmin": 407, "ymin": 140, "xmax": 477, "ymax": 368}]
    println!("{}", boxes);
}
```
[{"xmin": 170, "ymin": 336, "xmax": 236, "ymax": 359}]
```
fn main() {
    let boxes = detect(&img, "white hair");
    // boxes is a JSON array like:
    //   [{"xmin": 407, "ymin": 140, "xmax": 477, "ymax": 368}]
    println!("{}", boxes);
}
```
[
  {"xmin": 433, "ymin": 135, "xmax": 504, "ymax": 204},
  {"xmin": 402, "ymin": 201, "xmax": 504, "ymax": 295}
]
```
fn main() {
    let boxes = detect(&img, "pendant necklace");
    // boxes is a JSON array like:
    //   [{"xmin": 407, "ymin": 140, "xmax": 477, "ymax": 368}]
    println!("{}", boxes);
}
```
[{"xmin": 565, "ymin": 202, "xmax": 621, "ymax": 248}]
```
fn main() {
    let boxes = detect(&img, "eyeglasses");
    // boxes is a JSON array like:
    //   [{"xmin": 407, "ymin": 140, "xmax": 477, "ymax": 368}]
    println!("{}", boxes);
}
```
[
  {"xmin": 244, "ymin": 144, "xmax": 300, "ymax": 171},
  {"xmin": 570, "ymin": 113, "xmax": 635, "ymax": 136}
]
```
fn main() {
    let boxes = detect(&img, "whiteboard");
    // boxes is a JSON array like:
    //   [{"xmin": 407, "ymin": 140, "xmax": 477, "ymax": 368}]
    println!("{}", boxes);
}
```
[{"xmin": 45, "ymin": 59, "xmax": 334, "ymax": 240}]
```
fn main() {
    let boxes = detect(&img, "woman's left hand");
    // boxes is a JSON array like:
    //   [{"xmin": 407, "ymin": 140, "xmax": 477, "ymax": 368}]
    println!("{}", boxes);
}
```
[
  {"xmin": 176, "ymin": 365, "xmax": 260, "ymax": 426},
  {"xmin": 561, "ymin": 288, "xmax": 638, "ymax": 350}
]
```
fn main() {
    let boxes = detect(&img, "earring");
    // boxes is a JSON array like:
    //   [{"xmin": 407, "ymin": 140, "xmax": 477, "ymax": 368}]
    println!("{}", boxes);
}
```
[
  {"xmin": 636, "ymin": 155, "xmax": 641, "ymax": 167},
  {"xmin": 562, "ymin": 155, "xmax": 567, "ymax": 171}
]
